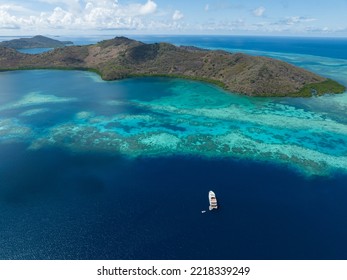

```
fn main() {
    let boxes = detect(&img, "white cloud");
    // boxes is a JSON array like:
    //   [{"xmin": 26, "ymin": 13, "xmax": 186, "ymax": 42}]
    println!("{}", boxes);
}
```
[
  {"xmin": 199, "ymin": 18, "xmax": 246, "ymax": 32},
  {"xmin": 283, "ymin": 16, "xmax": 316, "ymax": 25},
  {"xmin": 253, "ymin": 6, "xmax": 265, "ymax": 17},
  {"xmin": 172, "ymin": 10, "xmax": 183, "ymax": 21},
  {"xmin": 138, "ymin": 0, "xmax": 157, "ymax": 15},
  {"xmin": 204, "ymin": 4, "xmax": 209, "ymax": 11},
  {"xmin": 0, "ymin": 9, "xmax": 20, "ymax": 29},
  {"xmin": 47, "ymin": 7, "xmax": 74, "ymax": 27}
]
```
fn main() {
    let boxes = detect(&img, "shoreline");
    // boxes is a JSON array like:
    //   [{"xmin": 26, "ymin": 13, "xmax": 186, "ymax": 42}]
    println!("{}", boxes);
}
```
[{"xmin": 0, "ymin": 66, "xmax": 345, "ymax": 98}]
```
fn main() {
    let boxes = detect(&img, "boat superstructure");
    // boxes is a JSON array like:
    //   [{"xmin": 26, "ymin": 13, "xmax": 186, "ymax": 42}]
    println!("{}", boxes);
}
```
[{"xmin": 209, "ymin": 191, "xmax": 218, "ymax": 210}]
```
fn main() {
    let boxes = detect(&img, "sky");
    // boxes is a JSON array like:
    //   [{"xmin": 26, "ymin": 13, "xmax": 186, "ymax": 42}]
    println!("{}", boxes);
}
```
[{"xmin": 0, "ymin": 0, "xmax": 347, "ymax": 36}]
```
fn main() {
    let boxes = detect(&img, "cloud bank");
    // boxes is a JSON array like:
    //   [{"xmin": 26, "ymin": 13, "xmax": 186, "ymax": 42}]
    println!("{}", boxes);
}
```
[
  {"xmin": 0, "ymin": 0, "xmax": 158, "ymax": 32},
  {"xmin": 0, "ymin": 1, "xmax": 345, "ymax": 35}
]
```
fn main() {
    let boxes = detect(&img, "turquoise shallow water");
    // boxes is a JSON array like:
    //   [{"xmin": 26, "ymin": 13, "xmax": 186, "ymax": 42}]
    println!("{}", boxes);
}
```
[
  {"xmin": 0, "ymin": 63, "xmax": 346, "ymax": 176},
  {"xmin": 17, "ymin": 48, "xmax": 53, "ymax": 54}
]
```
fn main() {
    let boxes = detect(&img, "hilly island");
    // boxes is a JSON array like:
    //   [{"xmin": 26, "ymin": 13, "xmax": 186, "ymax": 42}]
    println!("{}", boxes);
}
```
[
  {"xmin": 0, "ymin": 36, "xmax": 345, "ymax": 97},
  {"xmin": 0, "ymin": 35, "xmax": 73, "ymax": 49}
]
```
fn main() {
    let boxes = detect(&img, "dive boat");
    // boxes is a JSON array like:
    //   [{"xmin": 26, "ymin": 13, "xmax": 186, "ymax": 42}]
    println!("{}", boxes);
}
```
[{"xmin": 209, "ymin": 191, "xmax": 218, "ymax": 210}]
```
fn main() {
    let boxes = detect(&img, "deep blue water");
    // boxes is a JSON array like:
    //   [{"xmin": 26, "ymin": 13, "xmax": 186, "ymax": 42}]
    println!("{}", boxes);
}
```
[
  {"xmin": 130, "ymin": 35, "xmax": 347, "ymax": 60},
  {"xmin": 1, "ymin": 144, "xmax": 347, "ymax": 260},
  {"xmin": 0, "ymin": 36, "xmax": 347, "ymax": 260}
]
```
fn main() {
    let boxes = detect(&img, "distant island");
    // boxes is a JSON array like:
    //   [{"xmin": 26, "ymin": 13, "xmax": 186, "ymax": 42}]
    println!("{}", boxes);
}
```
[
  {"xmin": 0, "ymin": 35, "xmax": 73, "ymax": 49},
  {"xmin": 0, "ymin": 36, "xmax": 345, "ymax": 97}
]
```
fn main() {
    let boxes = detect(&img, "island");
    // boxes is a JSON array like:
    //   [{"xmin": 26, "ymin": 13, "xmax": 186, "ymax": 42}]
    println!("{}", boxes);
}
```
[
  {"xmin": 0, "ymin": 35, "xmax": 73, "ymax": 49},
  {"xmin": 0, "ymin": 36, "xmax": 345, "ymax": 97}
]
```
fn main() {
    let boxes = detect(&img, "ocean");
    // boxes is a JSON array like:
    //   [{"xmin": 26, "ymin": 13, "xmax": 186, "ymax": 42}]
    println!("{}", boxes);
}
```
[{"xmin": 0, "ymin": 35, "xmax": 346, "ymax": 259}]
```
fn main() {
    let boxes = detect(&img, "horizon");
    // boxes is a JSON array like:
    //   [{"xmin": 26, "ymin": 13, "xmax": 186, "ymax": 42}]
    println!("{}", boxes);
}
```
[
  {"xmin": 2, "ymin": 34, "xmax": 347, "ymax": 40},
  {"xmin": 0, "ymin": 0, "xmax": 346, "ymax": 38}
]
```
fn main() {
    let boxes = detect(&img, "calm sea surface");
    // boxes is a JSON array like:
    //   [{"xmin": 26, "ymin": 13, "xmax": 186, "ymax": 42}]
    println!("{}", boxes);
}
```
[{"xmin": 0, "ymin": 36, "xmax": 347, "ymax": 259}]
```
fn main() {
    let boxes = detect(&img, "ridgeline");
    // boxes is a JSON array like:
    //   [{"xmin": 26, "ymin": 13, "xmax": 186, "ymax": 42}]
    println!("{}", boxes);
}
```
[{"xmin": 0, "ymin": 36, "xmax": 345, "ymax": 97}]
